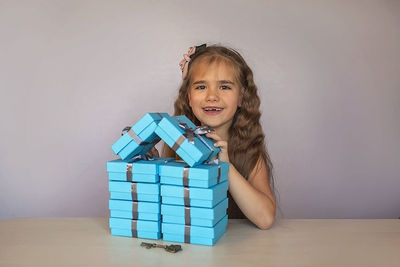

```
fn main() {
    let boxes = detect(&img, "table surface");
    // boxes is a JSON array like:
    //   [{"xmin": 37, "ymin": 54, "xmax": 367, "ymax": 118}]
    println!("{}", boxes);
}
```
[{"xmin": 0, "ymin": 218, "xmax": 399, "ymax": 266}]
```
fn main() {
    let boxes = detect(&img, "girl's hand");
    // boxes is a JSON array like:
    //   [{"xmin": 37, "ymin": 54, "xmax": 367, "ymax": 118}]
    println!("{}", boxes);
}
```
[{"xmin": 206, "ymin": 132, "xmax": 230, "ymax": 162}]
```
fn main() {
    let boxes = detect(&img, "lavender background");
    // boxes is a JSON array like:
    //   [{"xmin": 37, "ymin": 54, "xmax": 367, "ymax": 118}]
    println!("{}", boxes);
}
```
[{"xmin": 1, "ymin": 0, "xmax": 399, "ymax": 220}]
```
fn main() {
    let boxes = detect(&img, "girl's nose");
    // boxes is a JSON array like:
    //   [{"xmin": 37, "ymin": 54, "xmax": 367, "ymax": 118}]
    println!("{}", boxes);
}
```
[{"xmin": 206, "ymin": 88, "xmax": 219, "ymax": 102}]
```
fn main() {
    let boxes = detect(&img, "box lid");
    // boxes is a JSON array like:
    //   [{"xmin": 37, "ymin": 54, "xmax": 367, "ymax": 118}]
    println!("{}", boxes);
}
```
[
  {"xmin": 161, "ymin": 198, "xmax": 228, "ymax": 220},
  {"xmin": 110, "ymin": 228, "xmax": 161, "ymax": 239},
  {"xmin": 132, "ymin": 113, "xmax": 169, "ymax": 136},
  {"xmin": 110, "ymin": 191, "xmax": 160, "ymax": 202},
  {"xmin": 109, "ymin": 181, "xmax": 159, "ymax": 195},
  {"xmin": 110, "ymin": 209, "xmax": 161, "ymax": 221},
  {"xmin": 160, "ymin": 175, "xmax": 227, "ymax": 188},
  {"xmin": 109, "ymin": 217, "xmax": 160, "ymax": 232},
  {"xmin": 159, "ymin": 161, "xmax": 229, "ymax": 179},
  {"xmin": 159, "ymin": 161, "xmax": 229, "ymax": 187},
  {"xmin": 161, "ymin": 214, "xmax": 228, "ymax": 239},
  {"xmin": 109, "ymin": 199, "xmax": 160, "ymax": 214},
  {"xmin": 106, "ymin": 157, "xmax": 174, "ymax": 174},
  {"xmin": 160, "ymin": 180, "xmax": 228, "ymax": 201}
]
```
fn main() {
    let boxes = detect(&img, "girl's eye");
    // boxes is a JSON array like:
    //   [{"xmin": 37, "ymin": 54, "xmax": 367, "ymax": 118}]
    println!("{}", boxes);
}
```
[
  {"xmin": 220, "ymin": 85, "xmax": 231, "ymax": 90},
  {"xmin": 195, "ymin": 85, "xmax": 206, "ymax": 90}
]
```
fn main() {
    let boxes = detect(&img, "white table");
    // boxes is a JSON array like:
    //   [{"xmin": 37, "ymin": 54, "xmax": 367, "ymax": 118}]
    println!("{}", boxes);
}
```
[{"xmin": 0, "ymin": 218, "xmax": 399, "ymax": 266}]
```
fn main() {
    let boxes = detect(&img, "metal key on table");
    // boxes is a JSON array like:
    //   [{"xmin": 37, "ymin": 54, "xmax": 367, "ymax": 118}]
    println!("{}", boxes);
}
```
[{"xmin": 140, "ymin": 242, "xmax": 182, "ymax": 253}]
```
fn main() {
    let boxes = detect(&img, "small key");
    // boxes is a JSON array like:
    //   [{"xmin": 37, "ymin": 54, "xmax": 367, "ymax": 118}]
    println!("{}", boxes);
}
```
[
  {"xmin": 165, "ymin": 244, "xmax": 182, "ymax": 253},
  {"xmin": 140, "ymin": 242, "xmax": 154, "ymax": 249},
  {"xmin": 140, "ymin": 242, "xmax": 182, "ymax": 253}
]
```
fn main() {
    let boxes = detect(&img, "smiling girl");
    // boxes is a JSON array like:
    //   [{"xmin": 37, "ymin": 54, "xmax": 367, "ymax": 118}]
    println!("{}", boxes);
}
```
[{"xmin": 163, "ymin": 44, "xmax": 276, "ymax": 229}]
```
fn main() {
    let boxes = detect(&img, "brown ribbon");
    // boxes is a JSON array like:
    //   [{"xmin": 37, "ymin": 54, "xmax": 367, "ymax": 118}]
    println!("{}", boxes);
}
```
[
  {"xmin": 172, "ymin": 135, "xmax": 185, "ymax": 152},
  {"xmin": 184, "ymin": 187, "xmax": 190, "ymax": 206},
  {"xmin": 131, "ymin": 183, "xmax": 138, "ymax": 201},
  {"xmin": 183, "ymin": 167, "xmax": 189, "ymax": 187},
  {"xmin": 131, "ymin": 220, "xmax": 138, "ymax": 237},
  {"xmin": 205, "ymin": 160, "xmax": 222, "ymax": 184},
  {"xmin": 184, "ymin": 207, "xmax": 191, "ymax": 225},
  {"xmin": 127, "ymin": 128, "xmax": 160, "ymax": 146},
  {"xmin": 132, "ymin": 202, "xmax": 138, "ymax": 220},
  {"xmin": 126, "ymin": 163, "xmax": 132, "ymax": 181},
  {"xmin": 184, "ymin": 225, "xmax": 190, "ymax": 243},
  {"xmin": 128, "ymin": 129, "xmax": 143, "ymax": 145}
]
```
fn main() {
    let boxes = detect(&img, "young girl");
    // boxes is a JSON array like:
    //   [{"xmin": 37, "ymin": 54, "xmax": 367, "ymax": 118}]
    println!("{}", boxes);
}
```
[{"xmin": 163, "ymin": 44, "xmax": 276, "ymax": 230}]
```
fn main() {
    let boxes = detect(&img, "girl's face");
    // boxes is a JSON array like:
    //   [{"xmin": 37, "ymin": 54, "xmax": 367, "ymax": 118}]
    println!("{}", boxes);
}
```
[{"xmin": 188, "ymin": 59, "xmax": 242, "ymax": 132}]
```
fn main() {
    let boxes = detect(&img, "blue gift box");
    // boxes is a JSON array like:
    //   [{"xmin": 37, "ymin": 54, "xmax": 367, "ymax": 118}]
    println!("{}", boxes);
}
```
[
  {"xmin": 160, "ymin": 161, "xmax": 229, "ymax": 188},
  {"xmin": 111, "ymin": 113, "xmax": 169, "ymax": 160},
  {"xmin": 160, "ymin": 181, "xmax": 228, "ymax": 208},
  {"xmin": 110, "ymin": 218, "xmax": 161, "ymax": 239},
  {"xmin": 162, "ymin": 215, "xmax": 228, "ymax": 246},
  {"xmin": 161, "ymin": 198, "xmax": 228, "ymax": 227},
  {"xmin": 109, "ymin": 199, "xmax": 160, "ymax": 221},
  {"xmin": 110, "ymin": 209, "xmax": 161, "ymax": 221},
  {"xmin": 110, "ymin": 228, "xmax": 161, "ymax": 239},
  {"xmin": 107, "ymin": 158, "xmax": 173, "ymax": 183},
  {"xmin": 155, "ymin": 115, "xmax": 219, "ymax": 167},
  {"xmin": 109, "ymin": 181, "xmax": 160, "ymax": 202},
  {"xmin": 110, "ymin": 192, "xmax": 160, "ymax": 202}
]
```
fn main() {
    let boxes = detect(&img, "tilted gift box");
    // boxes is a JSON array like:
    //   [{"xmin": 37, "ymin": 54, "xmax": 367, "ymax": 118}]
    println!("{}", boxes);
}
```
[
  {"xmin": 109, "ymin": 218, "xmax": 161, "ymax": 239},
  {"xmin": 111, "ymin": 113, "xmax": 169, "ymax": 160},
  {"xmin": 160, "ymin": 180, "xmax": 228, "ymax": 208},
  {"xmin": 161, "ymin": 215, "xmax": 228, "ymax": 246},
  {"xmin": 155, "ymin": 115, "xmax": 219, "ymax": 167},
  {"xmin": 107, "ymin": 157, "xmax": 173, "ymax": 183},
  {"xmin": 159, "ymin": 161, "xmax": 229, "ymax": 188},
  {"xmin": 109, "ymin": 199, "xmax": 160, "ymax": 221},
  {"xmin": 109, "ymin": 181, "xmax": 160, "ymax": 202},
  {"xmin": 161, "ymin": 198, "xmax": 228, "ymax": 227}
]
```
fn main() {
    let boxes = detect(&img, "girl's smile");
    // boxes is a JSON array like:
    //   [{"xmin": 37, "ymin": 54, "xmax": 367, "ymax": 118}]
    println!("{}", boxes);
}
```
[
  {"xmin": 188, "ymin": 60, "xmax": 242, "ymax": 134},
  {"xmin": 202, "ymin": 106, "xmax": 224, "ymax": 116}
]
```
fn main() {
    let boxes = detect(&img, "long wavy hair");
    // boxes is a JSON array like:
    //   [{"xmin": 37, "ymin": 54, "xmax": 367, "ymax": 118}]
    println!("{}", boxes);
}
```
[{"xmin": 164, "ymin": 45, "xmax": 274, "ymax": 192}]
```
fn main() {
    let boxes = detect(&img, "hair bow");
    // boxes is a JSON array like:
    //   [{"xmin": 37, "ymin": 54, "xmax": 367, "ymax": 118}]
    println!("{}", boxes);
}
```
[{"xmin": 178, "ymin": 44, "xmax": 207, "ymax": 79}]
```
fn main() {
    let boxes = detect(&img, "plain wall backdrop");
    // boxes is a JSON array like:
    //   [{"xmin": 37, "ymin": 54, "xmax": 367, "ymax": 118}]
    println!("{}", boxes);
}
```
[{"xmin": 1, "ymin": 0, "xmax": 399, "ymax": 220}]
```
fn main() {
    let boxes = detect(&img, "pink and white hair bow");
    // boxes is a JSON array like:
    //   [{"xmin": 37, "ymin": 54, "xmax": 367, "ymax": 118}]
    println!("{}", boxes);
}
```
[
  {"xmin": 179, "ymin": 46, "xmax": 196, "ymax": 79},
  {"xmin": 178, "ymin": 44, "xmax": 206, "ymax": 79}
]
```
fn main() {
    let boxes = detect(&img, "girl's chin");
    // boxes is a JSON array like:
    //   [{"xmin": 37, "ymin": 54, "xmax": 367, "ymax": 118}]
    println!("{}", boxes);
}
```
[
  {"xmin": 199, "ymin": 119, "xmax": 223, "ymax": 130},
  {"xmin": 195, "ymin": 112, "xmax": 230, "ymax": 129}
]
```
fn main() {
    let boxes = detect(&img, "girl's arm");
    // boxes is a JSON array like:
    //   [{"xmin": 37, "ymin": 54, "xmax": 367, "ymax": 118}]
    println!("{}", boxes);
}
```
[
  {"xmin": 207, "ymin": 132, "xmax": 276, "ymax": 230},
  {"xmin": 228, "ymin": 156, "xmax": 276, "ymax": 229}
]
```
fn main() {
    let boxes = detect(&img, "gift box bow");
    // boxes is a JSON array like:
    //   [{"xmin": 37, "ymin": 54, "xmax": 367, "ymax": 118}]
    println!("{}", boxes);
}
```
[{"xmin": 175, "ymin": 120, "xmax": 215, "ymax": 154}]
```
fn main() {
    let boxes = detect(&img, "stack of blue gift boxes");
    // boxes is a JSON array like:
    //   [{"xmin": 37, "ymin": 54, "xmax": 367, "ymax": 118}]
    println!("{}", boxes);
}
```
[{"xmin": 106, "ymin": 113, "xmax": 229, "ymax": 246}]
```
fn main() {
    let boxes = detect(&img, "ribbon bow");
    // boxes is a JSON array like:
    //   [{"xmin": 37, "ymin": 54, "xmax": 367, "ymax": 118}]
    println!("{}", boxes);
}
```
[
  {"xmin": 128, "ymin": 154, "xmax": 155, "ymax": 162},
  {"xmin": 178, "ymin": 123, "xmax": 214, "ymax": 144},
  {"xmin": 178, "ymin": 44, "xmax": 207, "ymax": 79},
  {"xmin": 204, "ymin": 158, "xmax": 220, "ymax": 165},
  {"xmin": 121, "ymin": 126, "xmax": 132, "ymax": 136}
]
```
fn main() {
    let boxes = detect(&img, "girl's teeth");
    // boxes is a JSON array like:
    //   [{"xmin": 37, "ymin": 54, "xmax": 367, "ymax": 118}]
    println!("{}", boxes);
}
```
[{"xmin": 204, "ymin": 108, "xmax": 222, "ymax": 111}]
